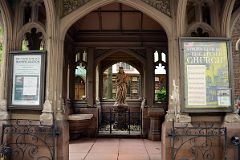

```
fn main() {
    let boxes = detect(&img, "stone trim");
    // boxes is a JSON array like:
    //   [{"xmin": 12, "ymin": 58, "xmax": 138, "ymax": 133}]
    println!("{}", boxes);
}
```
[
  {"xmin": 62, "ymin": 0, "xmax": 171, "ymax": 17},
  {"xmin": 62, "ymin": 0, "xmax": 91, "ymax": 16},
  {"xmin": 141, "ymin": 0, "xmax": 171, "ymax": 17}
]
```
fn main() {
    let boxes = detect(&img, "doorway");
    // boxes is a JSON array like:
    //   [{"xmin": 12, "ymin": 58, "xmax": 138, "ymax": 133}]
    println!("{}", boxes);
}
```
[{"xmin": 63, "ymin": 2, "xmax": 168, "ymax": 159}]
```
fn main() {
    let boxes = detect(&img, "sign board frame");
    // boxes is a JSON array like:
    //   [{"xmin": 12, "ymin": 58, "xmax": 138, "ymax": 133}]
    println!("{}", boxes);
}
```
[
  {"xmin": 179, "ymin": 37, "xmax": 234, "ymax": 113},
  {"xmin": 8, "ymin": 51, "xmax": 46, "ymax": 110}
]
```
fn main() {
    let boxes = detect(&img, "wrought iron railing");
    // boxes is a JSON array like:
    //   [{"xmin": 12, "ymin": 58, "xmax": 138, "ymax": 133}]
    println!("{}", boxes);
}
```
[
  {"xmin": 169, "ymin": 121, "xmax": 227, "ymax": 160},
  {"xmin": 98, "ymin": 108, "xmax": 142, "ymax": 135},
  {"xmin": 0, "ymin": 119, "xmax": 58, "ymax": 160}
]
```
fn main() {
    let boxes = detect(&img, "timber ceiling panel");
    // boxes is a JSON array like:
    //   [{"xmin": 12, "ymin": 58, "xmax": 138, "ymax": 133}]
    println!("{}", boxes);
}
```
[{"xmin": 67, "ymin": 2, "xmax": 167, "ymax": 48}]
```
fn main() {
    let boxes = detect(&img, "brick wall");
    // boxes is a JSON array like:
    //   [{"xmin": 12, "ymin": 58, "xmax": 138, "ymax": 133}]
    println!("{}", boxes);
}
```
[{"xmin": 232, "ymin": 16, "xmax": 240, "ymax": 98}]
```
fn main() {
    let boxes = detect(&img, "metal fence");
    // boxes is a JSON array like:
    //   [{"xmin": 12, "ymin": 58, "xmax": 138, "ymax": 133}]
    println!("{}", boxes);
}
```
[
  {"xmin": 169, "ymin": 121, "xmax": 227, "ymax": 160},
  {"xmin": 98, "ymin": 108, "xmax": 142, "ymax": 136},
  {"xmin": 0, "ymin": 119, "xmax": 58, "ymax": 160}
]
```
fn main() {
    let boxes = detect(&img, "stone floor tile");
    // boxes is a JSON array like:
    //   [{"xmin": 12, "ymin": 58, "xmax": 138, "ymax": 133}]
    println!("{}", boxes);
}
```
[
  {"xmin": 69, "ymin": 138, "xmax": 162, "ymax": 160},
  {"xmin": 118, "ymin": 154, "xmax": 150, "ymax": 160},
  {"xmin": 69, "ymin": 153, "xmax": 87, "ymax": 160},
  {"xmin": 149, "ymin": 154, "xmax": 162, "ymax": 160},
  {"xmin": 85, "ymin": 153, "xmax": 118, "ymax": 160}
]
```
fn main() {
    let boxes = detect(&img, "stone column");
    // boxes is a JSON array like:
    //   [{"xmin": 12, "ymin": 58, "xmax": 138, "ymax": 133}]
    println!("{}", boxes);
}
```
[
  {"xmin": 164, "ymin": 38, "xmax": 191, "ymax": 123},
  {"xmin": 98, "ymin": 66, "xmax": 103, "ymax": 101},
  {"xmin": 0, "ymin": 41, "xmax": 9, "ymax": 120},
  {"xmin": 145, "ymin": 48, "xmax": 154, "ymax": 106},
  {"xmin": 0, "ymin": 0, "xmax": 12, "ymax": 120},
  {"xmin": 39, "ymin": 10, "xmax": 68, "ymax": 158},
  {"xmin": 86, "ymin": 48, "xmax": 95, "ymax": 107}
]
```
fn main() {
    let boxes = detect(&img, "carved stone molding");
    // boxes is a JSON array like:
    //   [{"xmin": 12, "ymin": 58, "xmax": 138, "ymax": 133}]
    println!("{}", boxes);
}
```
[
  {"xmin": 0, "ymin": 99, "xmax": 9, "ymax": 120},
  {"xmin": 141, "ymin": 0, "xmax": 171, "ymax": 17},
  {"xmin": 63, "ymin": 0, "xmax": 91, "ymax": 16},
  {"xmin": 40, "ymin": 99, "xmax": 53, "ymax": 125},
  {"xmin": 62, "ymin": 0, "xmax": 171, "ymax": 17}
]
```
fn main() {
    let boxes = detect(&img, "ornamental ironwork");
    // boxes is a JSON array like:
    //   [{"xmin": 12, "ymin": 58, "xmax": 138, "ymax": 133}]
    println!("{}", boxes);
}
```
[
  {"xmin": 169, "ymin": 121, "xmax": 227, "ymax": 160},
  {"xmin": 0, "ymin": 119, "xmax": 58, "ymax": 160}
]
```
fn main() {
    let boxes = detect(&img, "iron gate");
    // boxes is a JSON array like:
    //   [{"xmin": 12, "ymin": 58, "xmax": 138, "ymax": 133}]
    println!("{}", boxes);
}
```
[
  {"xmin": 0, "ymin": 119, "xmax": 58, "ymax": 160},
  {"xmin": 98, "ymin": 108, "xmax": 142, "ymax": 136},
  {"xmin": 169, "ymin": 121, "xmax": 227, "ymax": 160}
]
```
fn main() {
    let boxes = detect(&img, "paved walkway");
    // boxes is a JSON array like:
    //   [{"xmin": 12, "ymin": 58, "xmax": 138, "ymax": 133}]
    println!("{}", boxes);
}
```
[{"xmin": 69, "ymin": 138, "xmax": 161, "ymax": 160}]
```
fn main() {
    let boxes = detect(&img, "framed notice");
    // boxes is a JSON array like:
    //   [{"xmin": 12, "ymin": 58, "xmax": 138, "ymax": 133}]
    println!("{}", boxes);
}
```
[
  {"xmin": 8, "ymin": 51, "xmax": 46, "ymax": 110},
  {"xmin": 180, "ymin": 38, "xmax": 233, "ymax": 113}
]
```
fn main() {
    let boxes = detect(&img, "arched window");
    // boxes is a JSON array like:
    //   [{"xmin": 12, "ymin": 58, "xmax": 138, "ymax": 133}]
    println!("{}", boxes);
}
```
[
  {"xmin": 22, "ymin": 0, "xmax": 46, "ymax": 26},
  {"xmin": 103, "ymin": 62, "xmax": 141, "ymax": 100},
  {"xmin": 154, "ymin": 50, "xmax": 167, "ymax": 102},
  {"xmin": 187, "ymin": 1, "xmax": 196, "ymax": 25},
  {"xmin": 186, "ymin": 0, "xmax": 212, "ymax": 25},
  {"xmin": 21, "ymin": 27, "xmax": 44, "ymax": 50},
  {"xmin": 73, "ymin": 49, "xmax": 87, "ymax": 101},
  {"xmin": 23, "ymin": 2, "xmax": 32, "ymax": 25}
]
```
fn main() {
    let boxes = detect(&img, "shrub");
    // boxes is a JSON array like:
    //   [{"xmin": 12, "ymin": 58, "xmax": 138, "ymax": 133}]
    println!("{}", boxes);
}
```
[{"xmin": 156, "ymin": 87, "xmax": 167, "ymax": 102}]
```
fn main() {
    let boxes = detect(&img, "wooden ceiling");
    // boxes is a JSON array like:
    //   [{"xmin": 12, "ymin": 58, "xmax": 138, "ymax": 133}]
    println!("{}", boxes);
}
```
[
  {"xmin": 69, "ymin": 3, "xmax": 164, "ymax": 33},
  {"xmin": 67, "ymin": 2, "xmax": 168, "ymax": 48}
]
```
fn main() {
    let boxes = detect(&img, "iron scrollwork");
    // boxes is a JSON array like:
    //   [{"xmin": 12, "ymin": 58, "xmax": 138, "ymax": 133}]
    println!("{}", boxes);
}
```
[
  {"xmin": 0, "ymin": 119, "xmax": 58, "ymax": 160},
  {"xmin": 169, "ymin": 121, "xmax": 227, "ymax": 160}
]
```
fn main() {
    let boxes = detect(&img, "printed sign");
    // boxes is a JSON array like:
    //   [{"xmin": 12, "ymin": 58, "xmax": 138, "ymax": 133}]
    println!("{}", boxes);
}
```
[
  {"xmin": 180, "ymin": 38, "xmax": 233, "ymax": 112},
  {"xmin": 8, "ymin": 51, "xmax": 46, "ymax": 110}
]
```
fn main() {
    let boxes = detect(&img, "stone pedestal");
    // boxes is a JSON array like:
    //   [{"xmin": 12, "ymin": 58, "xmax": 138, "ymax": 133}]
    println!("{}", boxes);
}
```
[
  {"xmin": 148, "ymin": 107, "xmax": 165, "ymax": 141},
  {"xmin": 113, "ymin": 104, "xmax": 128, "ymax": 130}
]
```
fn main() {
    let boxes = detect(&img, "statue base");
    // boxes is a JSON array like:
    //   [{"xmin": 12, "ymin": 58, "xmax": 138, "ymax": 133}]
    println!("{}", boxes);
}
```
[{"xmin": 113, "ymin": 104, "xmax": 129, "ymax": 130}]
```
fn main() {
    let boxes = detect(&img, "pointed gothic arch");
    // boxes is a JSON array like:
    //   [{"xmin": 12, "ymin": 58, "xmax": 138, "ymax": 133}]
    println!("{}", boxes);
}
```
[{"xmin": 60, "ymin": 0, "xmax": 172, "ymax": 41}]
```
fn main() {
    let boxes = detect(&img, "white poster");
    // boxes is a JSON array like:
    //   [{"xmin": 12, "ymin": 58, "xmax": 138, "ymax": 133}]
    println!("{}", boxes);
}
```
[
  {"xmin": 187, "ymin": 65, "xmax": 207, "ymax": 105},
  {"xmin": 217, "ymin": 89, "xmax": 231, "ymax": 106},
  {"xmin": 23, "ymin": 77, "xmax": 38, "ymax": 96}
]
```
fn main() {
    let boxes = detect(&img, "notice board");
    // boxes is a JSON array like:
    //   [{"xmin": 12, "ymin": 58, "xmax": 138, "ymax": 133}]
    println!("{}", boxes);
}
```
[
  {"xmin": 179, "ymin": 38, "xmax": 233, "ymax": 113},
  {"xmin": 8, "ymin": 51, "xmax": 46, "ymax": 110}
]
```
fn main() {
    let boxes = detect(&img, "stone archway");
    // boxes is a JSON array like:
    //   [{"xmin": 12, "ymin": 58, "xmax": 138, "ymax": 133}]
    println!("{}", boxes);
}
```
[
  {"xmin": 59, "ymin": 1, "xmax": 174, "ymax": 160},
  {"xmin": 60, "ymin": 0, "xmax": 172, "ymax": 40}
]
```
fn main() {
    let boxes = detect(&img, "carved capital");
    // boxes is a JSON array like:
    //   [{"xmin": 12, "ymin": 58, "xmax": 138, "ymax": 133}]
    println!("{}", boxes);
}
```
[
  {"xmin": 175, "ymin": 113, "xmax": 191, "ymax": 123},
  {"xmin": 55, "ymin": 99, "xmax": 67, "ymax": 121},
  {"xmin": 42, "ymin": 99, "xmax": 53, "ymax": 113},
  {"xmin": 0, "ymin": 99, "xmax": 9, "ymax": 120},
  {"xmin": 224, "ymin": 113, "xmax": 240, "ymax": 123},
  {"xmin": 40, "ymin": 99, "xmax": 53, "ymax": 125},
  {"xmin": 165, "ymin": 109, "xmax": 175, "ymax": 122}
]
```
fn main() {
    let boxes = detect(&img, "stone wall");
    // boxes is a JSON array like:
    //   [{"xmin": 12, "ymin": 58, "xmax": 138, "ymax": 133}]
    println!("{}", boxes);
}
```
[{"xmin": 232, "ymin": 17, "xmax": 240, "ymax": 98}]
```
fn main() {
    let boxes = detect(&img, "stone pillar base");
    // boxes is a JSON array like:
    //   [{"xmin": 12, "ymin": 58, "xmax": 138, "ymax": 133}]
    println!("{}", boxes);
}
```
[
  {"xmin": 148, "ymin": 117, "xmax": 162, "ymax": 140},
  {"xmin": 148, "ymin": 107, "xmax": 165, "ymax": 141},
  {"xmin": 56, "ymin": 120, "xmax": 69, "ymax": 160}
]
